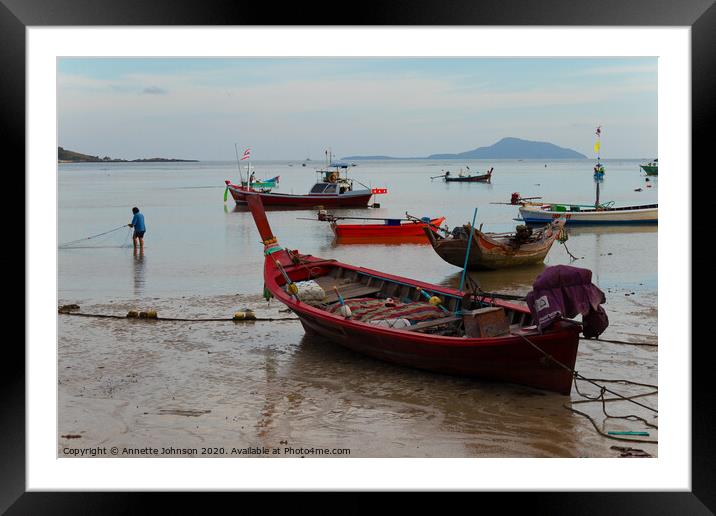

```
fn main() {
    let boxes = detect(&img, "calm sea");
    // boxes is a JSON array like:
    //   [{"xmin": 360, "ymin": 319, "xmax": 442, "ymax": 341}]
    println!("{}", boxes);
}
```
[{"xmin": 58, "ymin": 159, "xmax": 657, "ymax": 300}]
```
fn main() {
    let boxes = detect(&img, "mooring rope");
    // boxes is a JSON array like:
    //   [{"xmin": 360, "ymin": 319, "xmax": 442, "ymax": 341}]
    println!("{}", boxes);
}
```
[
  {"xmin": 59, "ymin": 225, "xmax": 132, "ymax": 249},
  {"xmin": 556, "ymin": 226, "xmax": 582, "ymax": 261},
  {"xmin": 513, "ymin": 332, "xmax": 658, "ymax": 444},
  {"xmin": 581, "ymin": 336, "xmax": 657, "ymax": 347},
  {"xmin": 58, "ymin": 310, "xmax": 298, "ymax": 323}
]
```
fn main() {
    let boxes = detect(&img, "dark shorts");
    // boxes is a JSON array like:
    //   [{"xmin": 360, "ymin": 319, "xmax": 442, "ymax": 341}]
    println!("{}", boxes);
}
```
[{"xmin": 133, "ymin": 230, "xmax": 146, "ymax": 239}]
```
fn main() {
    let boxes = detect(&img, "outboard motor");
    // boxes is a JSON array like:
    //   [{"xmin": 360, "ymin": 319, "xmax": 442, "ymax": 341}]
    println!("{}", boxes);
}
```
[
  {"xmin": 451, "ymin": 226, "xmax": 469, "ymax": 240},
  {"xmin": 514, "ymin": 225, "xmax": 533, "ymax": 243}
]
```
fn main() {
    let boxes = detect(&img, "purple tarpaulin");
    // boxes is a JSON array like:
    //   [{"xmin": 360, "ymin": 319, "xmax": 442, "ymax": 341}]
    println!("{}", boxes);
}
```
[{"xmin": 525, "ymin": 265, "xmax": 609, "ymax": 338}]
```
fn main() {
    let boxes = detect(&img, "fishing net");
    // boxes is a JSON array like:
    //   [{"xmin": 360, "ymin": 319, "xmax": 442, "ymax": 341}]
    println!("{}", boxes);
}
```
[{"xmin": 59, "ymin": 225, "xmax": 134, "ymax": 249}]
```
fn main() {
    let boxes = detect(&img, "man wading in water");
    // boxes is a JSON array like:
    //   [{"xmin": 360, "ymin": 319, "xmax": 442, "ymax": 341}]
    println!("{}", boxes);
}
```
[{"xmin": 128, "ymin": 207, "xmax": 146, "ymax": 254}]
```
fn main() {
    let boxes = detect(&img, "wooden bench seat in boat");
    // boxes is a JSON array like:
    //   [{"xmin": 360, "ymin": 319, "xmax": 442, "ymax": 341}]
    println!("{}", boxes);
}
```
[
  {"xmin": 312, "ymin": 276, "xmax": 382, "ymax": 304},
  {"xmin": 402, "ymin": 315, "xmax": 462, "ymax": 332}
]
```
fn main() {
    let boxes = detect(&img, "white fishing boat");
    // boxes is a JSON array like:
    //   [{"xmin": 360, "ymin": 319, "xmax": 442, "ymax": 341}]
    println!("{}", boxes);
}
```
[{"xmin": 519, "ymin": 203, "xmax": 658, "ymax": 225}]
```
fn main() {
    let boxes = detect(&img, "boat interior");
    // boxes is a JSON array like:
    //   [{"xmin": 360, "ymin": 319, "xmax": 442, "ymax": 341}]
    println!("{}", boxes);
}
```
[
  {"xmin": 435, "ymin": 223, "xmax": 552, "ymax": 245},
  {"xmin": 540, "ymin": 203, "xmax": 658, "ymax": 213},
  {"xmin": 309, "ymin": 182, "xmax": 353, "ymax": 195},
  {"xmin": 276, "ymin": 262, "xmax": 534, "ymax": 337}
]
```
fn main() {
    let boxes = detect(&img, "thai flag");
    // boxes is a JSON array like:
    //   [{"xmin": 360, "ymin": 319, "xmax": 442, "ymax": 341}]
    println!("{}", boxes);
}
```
[{"xmin": 241, "ymin": 148, "xmax": 251, "ymax": 160}]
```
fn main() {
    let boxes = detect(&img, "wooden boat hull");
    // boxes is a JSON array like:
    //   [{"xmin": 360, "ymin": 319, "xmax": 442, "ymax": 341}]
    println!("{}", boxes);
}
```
[
  {"xmin": 228, "ymin": 184, "xmax": 373, "ymax": 208},
  {"xmin": 245, "ymin": 194, "xmax": 581, "ymax": 394},
  {"xmin": 424, "ymin": 221, "xmax": 563, "ymax": 270},
  {"xmin": 332, "ymin": 217, "xmax": 446, "ymax": 240},
  {"xmin": 293, "ymin": 302, "xmax": 578, "ymax": 393},
  {"xmin": 519, "ymin": 204, "xmax": 658, "ymax": 224}
]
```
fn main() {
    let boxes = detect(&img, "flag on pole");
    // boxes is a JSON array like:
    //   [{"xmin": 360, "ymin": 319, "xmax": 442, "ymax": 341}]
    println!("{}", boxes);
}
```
[
  {"xmin": 241, "ymin": 148, "xmax": 251, "ymax": 161},
  {"xmin": 594, "ymin": 141, "xmax": 601, "ymax": 154}
]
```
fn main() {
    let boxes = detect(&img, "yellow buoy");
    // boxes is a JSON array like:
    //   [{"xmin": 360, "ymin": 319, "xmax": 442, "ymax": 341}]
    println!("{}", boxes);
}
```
[
  {"xmin": 429, "ymin": 296, "xmax": 442, "ymax": 306},
  {"xmin": 233, "ymin": 310, "xmax": 257, "ymax": 321},
  {"xmin": 127, "ymin": 310, "xmax": 140, "ymax": 318},
  {"xmin": 287, "ymin": 283, "xmax": 299, "ymax": 295}
]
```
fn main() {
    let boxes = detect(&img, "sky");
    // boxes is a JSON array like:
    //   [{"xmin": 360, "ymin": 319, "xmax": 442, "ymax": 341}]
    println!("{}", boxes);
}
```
[{"xmin": 57, "ymin": 57, "xmax": 657, "ymax": 160}]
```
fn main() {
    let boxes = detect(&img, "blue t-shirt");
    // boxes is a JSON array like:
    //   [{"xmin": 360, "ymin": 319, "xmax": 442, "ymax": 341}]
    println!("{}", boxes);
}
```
[{"xmin": 131, "ymin": 212, "xmax": 146, "ymax": 232}]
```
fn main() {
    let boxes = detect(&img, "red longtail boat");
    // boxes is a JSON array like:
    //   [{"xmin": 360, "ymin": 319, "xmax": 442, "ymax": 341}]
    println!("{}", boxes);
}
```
[
  {"xmin": 226, "ymin": 161, "xmax": 381, "ymax": 208},
  {"xmin": 245, "ymin": 193, "xmax": 583, "ymax": 394},
  {"xmin": 330, "ymin": 215, "xmax": 446, "ymax": 242}
]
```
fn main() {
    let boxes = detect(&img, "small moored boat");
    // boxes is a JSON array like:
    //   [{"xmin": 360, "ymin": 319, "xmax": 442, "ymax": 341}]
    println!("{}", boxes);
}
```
[
  {"xmin": 226, "ymin": 161, "xmax": 381, "ymax": 208},
  {"xmin": 640, "ymin": 159, "xmax": 658, "ymax": 175},
  {"xmin": 443, "ymin": 167, "xmax": 493, "ymax": 183},
  {"xmin": 226, "ymin": 150, "xmax": 386, "ymax": 208},
  {"xmin": 424, "ymin": 219, "xmax": 565, "ymax": 270},
  {"xmin": 240, "ymin": 175, "xmax": 280, "ymax": 189},
  {"xmin": 328, "ymin": 213, "xmax": 446, "ymax": 242}
]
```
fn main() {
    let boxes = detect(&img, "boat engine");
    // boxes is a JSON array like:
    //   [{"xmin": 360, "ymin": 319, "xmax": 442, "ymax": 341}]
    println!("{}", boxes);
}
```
[
  {"xmin": 452, "ymin": 226, "xmax": 469, "ymax": 240},
  {"xmin": 514, "ymin": 225, "xmax": 533, "ymax": 243}
]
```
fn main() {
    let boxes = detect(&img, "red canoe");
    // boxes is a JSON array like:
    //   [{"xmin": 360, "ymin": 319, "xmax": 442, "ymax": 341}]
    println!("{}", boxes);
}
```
[
  {"xmin": 245, "ymin": 193, "xmax": 582, "ymax": 394},
  {"xmin": 332, "ymin": 216, "xmax": 446, "ymax": 241}
]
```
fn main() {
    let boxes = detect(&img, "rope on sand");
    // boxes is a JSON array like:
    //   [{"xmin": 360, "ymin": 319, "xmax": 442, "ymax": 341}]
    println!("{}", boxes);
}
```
[
  {"xmin": 514, "ymin": 333, "xmax": 658, "ymax": 445},
  {"xmin": 580, "ymin": 336, "xmax": 658, "ymax": 347},
  {"xmin": 58, "ymin": 305, "xmax": 298, "ymax": 322}
]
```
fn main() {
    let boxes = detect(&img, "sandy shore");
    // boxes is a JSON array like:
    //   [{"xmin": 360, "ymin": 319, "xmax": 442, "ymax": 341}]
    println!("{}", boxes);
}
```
[{"xmin": 58, "ymin": 291, "xmax": 657, "ymax": 459}]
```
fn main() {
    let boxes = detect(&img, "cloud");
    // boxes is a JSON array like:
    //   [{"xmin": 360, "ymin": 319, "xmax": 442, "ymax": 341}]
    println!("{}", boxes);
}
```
[
  {"xmin": 141, "ymin": 86, "xmax": 168, "ymax": 95},
  {"xmin": 574, "ymin": 63, "xmax": 657, "ymax": 76},
  {"xmin": 56, "ymin": 60, "xmax": 657, "ymax": 158}
]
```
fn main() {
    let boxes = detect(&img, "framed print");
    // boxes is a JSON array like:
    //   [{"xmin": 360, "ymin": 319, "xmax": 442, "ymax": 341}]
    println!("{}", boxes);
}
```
[{"xmin": 8, "ymin": 0, "xmax": 713, "ymax": 511}]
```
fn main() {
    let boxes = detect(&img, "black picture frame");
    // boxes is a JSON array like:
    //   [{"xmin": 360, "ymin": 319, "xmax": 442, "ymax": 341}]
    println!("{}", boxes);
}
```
[{"xmin": 7, "ymin": 0, "xmax": 711, "ymax": 512}]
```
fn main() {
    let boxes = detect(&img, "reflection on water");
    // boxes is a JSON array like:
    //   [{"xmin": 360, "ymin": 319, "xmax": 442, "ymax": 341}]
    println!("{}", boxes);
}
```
[
  {"xmin": 329, "ymin": 236, "xmax": 432, "ymax": 247},
  {"xmin": 565, "ymin": 224, "xmax": 658, "ymax": 237},
  {"xmin": 132, "ymin": 253, "xmax": 146, "ymax": 298},
  {"xmin": 256, "ymin": 350, "xmax": 279, "ymax": 445},
  {"xmin": 285, "ymin": 332, "xmax": 584, "ymax": 457},
  {"xmin": 440, "ymin": 264, "xmax": 547, "ymax": 294}
]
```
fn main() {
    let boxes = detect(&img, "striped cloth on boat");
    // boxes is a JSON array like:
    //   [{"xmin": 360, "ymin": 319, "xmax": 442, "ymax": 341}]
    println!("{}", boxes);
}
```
[{"xmin": 327, "ymin": 297, "xmax": 443, "ymax": 322}]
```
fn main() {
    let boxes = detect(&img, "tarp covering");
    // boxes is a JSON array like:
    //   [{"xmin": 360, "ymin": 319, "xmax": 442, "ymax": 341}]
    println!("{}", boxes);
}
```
[{"xmin": 525, "ymin": 265, "xmax": 609, "ymax": 338}]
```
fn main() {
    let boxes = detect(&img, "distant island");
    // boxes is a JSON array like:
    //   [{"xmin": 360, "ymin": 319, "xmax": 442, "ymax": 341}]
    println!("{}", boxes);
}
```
[
  {"xmin": 58, "ymin": 147, "xmax": 198, "ymax": 163},
  {"xmin": 343, "ymin": 137, "xmax": 587, "ymax": 160}
]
